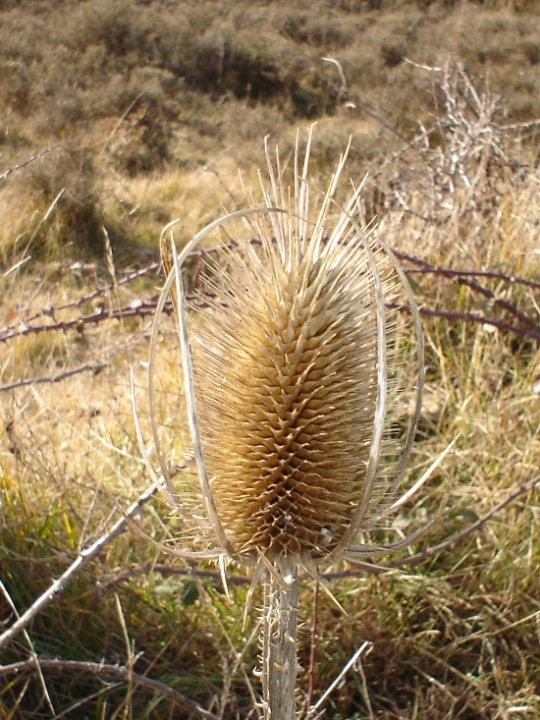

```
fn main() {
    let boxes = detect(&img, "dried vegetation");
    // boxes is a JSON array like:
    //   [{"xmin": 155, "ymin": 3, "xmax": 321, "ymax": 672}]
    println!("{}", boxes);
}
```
[{"xmin": 0, "ymin": 0, "xmax": 539, "ymax": 718}]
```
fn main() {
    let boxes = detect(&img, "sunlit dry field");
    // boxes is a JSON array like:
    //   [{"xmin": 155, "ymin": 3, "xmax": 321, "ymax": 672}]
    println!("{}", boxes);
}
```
[{"xmin": 1, "ymin": 1, "xmax": 539, "ymax": 718}]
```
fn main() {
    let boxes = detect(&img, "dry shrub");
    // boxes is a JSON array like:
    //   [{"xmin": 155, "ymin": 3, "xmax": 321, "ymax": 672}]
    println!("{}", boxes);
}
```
[
  {"xmin": 370, "ymin": 58, "xmax": 539, "ymax": 261},
  {"xmin": 0, "ymin": 148, "xmax": 101, "ymax": 262},
  {"xmin": 281, "ymin": 10, "xmax": 355, "ymax": 47}
]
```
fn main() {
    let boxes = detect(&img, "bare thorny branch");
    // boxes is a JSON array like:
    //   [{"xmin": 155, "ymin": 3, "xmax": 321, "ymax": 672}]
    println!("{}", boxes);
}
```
[
  {"xmin": 0, "ymin": 242, "xmax": 538, "ymax": 362},
  {"xmin": 0, "ymin": 362, "xmax": 107, "ymax": 393},
  {"xmin": 0, "ymin": 659, "xmax": 219, "ymax": 720},
  {"xmin": 0, "ymin": 145, "xmax": 61, "ymax": 184},
  {"xmin": 0, "ymin": 482, "xmax": 160, "ymax": 653}
]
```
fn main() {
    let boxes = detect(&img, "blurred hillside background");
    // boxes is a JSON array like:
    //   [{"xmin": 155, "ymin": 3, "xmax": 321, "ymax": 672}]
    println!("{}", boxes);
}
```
[{"xmin": 1, "ymin": 1, "xmax": 539, "ymax": 718}]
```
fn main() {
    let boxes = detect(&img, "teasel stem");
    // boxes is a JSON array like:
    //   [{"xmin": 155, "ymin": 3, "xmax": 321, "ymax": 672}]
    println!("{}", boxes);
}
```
[{"xmin": 261, "ymin": 560, "xmax": 299, "ymax": 720}]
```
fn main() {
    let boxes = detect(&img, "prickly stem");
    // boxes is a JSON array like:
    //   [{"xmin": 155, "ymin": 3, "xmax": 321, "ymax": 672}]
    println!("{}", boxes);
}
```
[{"xmin": 261, "ymin": 562, "xmax": 299, "ymax": 720}]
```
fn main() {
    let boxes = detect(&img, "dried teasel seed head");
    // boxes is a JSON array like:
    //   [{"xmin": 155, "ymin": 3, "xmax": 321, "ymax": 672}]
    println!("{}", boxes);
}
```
[
  {"xmin": 156, "ymin": 131, "xmax": 424, "ymax": 571},
  {"xmin": 192, "ymin": 242, "xmax": 382, "ymax": 562}
]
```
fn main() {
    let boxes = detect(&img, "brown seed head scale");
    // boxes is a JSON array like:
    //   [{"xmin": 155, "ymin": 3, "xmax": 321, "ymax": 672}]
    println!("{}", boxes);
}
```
[{"xmin": 153, "ymin": 129, "xmax": 424, "ymax": 576}]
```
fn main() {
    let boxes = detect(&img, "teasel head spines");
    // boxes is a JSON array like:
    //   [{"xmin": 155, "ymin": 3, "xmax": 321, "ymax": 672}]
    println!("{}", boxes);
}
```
[{"xmin": 150, "ymin": 130, "xmax": 424, "ymax": 576}]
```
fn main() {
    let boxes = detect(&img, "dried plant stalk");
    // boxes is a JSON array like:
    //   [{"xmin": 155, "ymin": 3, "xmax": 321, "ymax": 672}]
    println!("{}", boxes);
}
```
[
  {"xmin": 261, "ymin": 564, "xmax": 299, "ymax": 720},
  {"xmin": 151, "ymin": 129, "xmax": 424, "ymax": 719}
]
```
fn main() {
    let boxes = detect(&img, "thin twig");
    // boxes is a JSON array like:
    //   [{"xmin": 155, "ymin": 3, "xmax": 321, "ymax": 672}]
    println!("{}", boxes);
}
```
[
  {"xmin": 389, "ymin": 472, "xmax": 540, "ymax": 570},
  {"xmin": 455, "ymin": 276, "xmax": 537, "ymax": 329},
  {"xmin": 0, "ymin": 145, "xmax": 60, "ymax": 183},
  {"xmin": 325, "ymin": 472, "xmax": 540, "ymax": 578},
  {"xmin": 400, "ymin": 258, "xmax": 538, "ymax": 329},
  {"xmin": 0, "ymin": 301, "xmax": 171, "ymax": 343},
  {"xmin": 0, "ymin": 363, "xmax": 107, "ymax": 393},
  {"xmin": 0, "ymin": 262, "xmax": 160, "ymax": 335},
  {"xmin": 394, "ymin": 251, "xmax": 540, "ymax": 291},
  {"xmin": 0, "ymin": 580, "xmax": 56, "ymax": 715},
  {"xmin": 390, "ymin": 303, "xmax": 540, "ymax": 343}
]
